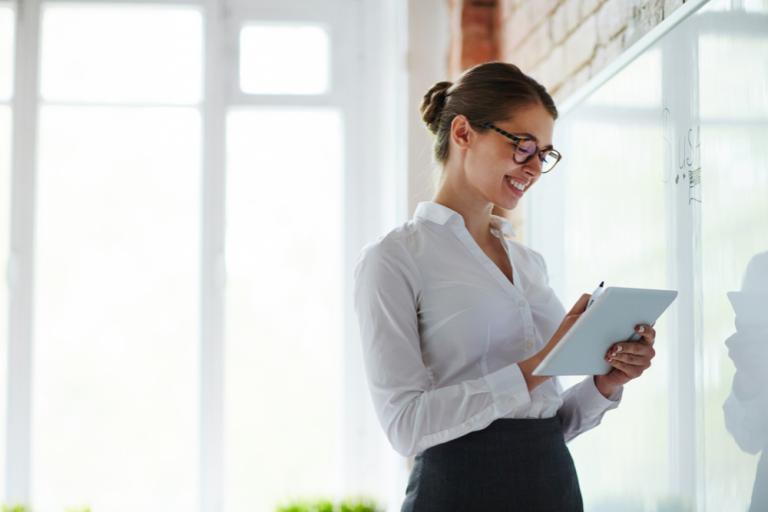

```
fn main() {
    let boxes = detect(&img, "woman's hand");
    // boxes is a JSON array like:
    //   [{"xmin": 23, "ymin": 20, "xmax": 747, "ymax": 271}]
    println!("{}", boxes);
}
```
[
  {"xmin": 595, "ymin": 324, "xmax": 657, "ymax": 398},
  {"xmin": 519, "ymin": 293, "xmax": 591, "ymax": 391}
]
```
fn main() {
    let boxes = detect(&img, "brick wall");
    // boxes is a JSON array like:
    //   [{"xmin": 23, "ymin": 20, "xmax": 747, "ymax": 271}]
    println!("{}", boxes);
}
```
[{"xmin": 452, "ymin": 0, "xmax": 688, "ymax": 102}]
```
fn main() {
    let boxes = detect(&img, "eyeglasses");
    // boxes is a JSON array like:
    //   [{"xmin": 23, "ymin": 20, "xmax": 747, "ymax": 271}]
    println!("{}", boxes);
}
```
[{"xmin": 479, "ymin": 122, "xmax": 562, "ymax": 173}]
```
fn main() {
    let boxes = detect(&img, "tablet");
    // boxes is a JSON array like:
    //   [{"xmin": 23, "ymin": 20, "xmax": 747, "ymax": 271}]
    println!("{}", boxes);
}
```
[{"xmin": 532, "ymin": 286, "xmax": 678, "ymax": 376}]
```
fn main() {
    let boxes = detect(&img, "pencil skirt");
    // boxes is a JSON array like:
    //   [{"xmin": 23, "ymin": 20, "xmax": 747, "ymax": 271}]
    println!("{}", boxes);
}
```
[{"xmin": 401, "ymin": 416, "xmax": 583, "ymax": 512}]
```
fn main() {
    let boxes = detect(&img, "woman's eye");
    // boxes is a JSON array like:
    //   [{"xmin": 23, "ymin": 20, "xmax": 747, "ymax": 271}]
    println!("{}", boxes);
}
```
[{"xmin": 516, "ymin": 144, "xmax": 536, "ymax": 156}]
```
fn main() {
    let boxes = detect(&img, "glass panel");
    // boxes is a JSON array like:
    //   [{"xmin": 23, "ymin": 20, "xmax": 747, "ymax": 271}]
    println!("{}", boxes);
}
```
[
  {"xmin": 744, "ymin": 0, "xmax": 768, "ymax": 12},
  {"xmin": 698, "ymin": 3, "xmax": 768, "ymax": 509},
  {"xmin": 0, "ymin": 3, "xmax": 14, "ymax": 100},
  {"xmin": 33, "ymin": 106, "xmax": 200, "ymax": 511},
  {"xmin": 224, "ymin": 108, "xmax": 343, "ymax": 511},
  {"xmin": 550, "ymin": 0, "xmax": 768, "ymax": 509},
  {"xmin": 240, "ymin": 24, "xmax": 330, "ymax": 95},
  {"xmin": 700, "ymin": 36, "xmax": 768, "ymax": 120},
  {"xmin": 556, "ymin": 47, "xmax": 673, "ymax": 511},
  {"xmin": 40, "ymin": 4, "xmax": 202, "ymax": 104},
  {"xmin": 581, "ymin": 49, "xmax": 661, "ymax": 108},
  {"xmin": 0, "ymin": 105, "xmax": 9, "ymax": 501}
]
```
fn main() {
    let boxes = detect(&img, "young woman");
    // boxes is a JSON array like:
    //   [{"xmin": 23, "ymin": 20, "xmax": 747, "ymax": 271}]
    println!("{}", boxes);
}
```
[{"xmin": 353, "ymin": 61, "xmax": 657, "ymax": 511}]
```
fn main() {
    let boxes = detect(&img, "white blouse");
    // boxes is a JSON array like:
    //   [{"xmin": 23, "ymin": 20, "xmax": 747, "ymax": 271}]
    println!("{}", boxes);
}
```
[{"xmin": 353, "ymin": 201, "xmax": 622, "ymax": 457}]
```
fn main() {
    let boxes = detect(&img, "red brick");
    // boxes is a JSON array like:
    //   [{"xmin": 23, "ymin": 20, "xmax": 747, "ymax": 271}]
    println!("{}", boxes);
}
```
[{"xmin": 462, "ymin": 4, "xmax": 496, "ymax": 27}]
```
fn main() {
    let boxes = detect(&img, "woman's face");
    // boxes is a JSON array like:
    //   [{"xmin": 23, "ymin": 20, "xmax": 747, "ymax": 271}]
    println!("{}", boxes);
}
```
[{"xmin": 459, "ymin": 103, "xmax": 555, "ymax": 211}]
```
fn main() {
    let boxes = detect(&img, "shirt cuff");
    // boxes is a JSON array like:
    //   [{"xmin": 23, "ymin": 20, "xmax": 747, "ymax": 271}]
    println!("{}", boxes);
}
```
[
  {"xmin": 484, "ymin": 363, "xmax": 532, "ymax": 415},
  {"xmin": 578, "ymin": 376, "xmax": 623, "ymax": 413}
]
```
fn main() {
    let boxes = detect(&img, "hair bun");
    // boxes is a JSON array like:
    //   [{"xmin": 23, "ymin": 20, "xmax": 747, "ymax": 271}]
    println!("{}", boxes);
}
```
[{"xmin": 420, "ymin": 81, "xmax": 453, "ymax": 134}]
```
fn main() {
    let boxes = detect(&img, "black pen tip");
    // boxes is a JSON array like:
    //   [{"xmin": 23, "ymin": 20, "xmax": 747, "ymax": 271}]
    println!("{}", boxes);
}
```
[{"xmin": 599, "ymin": 281, "xmax": 604, "ymax": 287}]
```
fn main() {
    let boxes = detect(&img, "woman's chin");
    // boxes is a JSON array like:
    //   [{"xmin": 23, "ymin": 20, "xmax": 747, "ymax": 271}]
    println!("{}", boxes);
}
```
[{"xmin": 497, "ymin": 195, "xmax": 521, "ymax": 211}]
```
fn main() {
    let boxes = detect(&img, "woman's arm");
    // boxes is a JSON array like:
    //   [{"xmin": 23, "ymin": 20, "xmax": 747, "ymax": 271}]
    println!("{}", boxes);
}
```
[
  {"xmin": 525, "ymin": 249, "xmax": 625, "ymax": 441},
  {"xmin": 353, "ymin": 240, "xmax": 534, "ymax": 457}
]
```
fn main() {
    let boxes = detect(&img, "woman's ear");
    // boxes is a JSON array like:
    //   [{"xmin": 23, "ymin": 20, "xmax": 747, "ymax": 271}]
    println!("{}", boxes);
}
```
[{"xmin": 450, "ymin": 114, "xmax": 474, "ymax": 151}]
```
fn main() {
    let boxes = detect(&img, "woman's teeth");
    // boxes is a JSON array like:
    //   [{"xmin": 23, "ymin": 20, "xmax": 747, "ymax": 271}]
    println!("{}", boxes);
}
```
[{"xmin": 506, "ymin": 176, "xmax": 526, "ymax": 191}]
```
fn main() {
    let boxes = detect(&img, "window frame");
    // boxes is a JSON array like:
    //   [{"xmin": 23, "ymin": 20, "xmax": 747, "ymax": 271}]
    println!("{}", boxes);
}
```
[{"xmin": 4, "ymin": 0, "xmax": 408, "ymax": 509}]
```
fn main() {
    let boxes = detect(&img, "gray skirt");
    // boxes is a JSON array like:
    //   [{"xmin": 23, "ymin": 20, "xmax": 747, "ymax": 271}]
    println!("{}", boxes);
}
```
[{"xmin": 401, "ymin": 416, "xmax": 583, "ymax": 512}]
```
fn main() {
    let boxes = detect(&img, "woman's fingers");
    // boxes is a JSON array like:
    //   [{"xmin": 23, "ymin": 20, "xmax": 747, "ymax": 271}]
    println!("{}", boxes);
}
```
[
  {"xmin": 605, "ymin": 350, "xmax": 653, "ymax": 366},
  {"xmin": 603, "ymin": 324, "xmax": 657, "ymax": 382},
  {"xmin": 605, "ymin": 339, "xmax": 655, "ymax": 365},
  {"xmin": 606, "ymin": 358, "xmax": 647, "ymax": 379},
  {"xmin": 635, "ymin": 324, "xmax": 656, "ymax": 345}
]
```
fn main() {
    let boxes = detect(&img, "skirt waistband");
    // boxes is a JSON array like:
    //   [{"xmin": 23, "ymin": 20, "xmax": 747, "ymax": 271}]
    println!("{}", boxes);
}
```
[
  {"xmin": 477, "ymin": 415, "xmax": 562, "ymax": 432},
  {"xmin": 431, "ymin": 415, "xmax": 564, "ymax": 449}
]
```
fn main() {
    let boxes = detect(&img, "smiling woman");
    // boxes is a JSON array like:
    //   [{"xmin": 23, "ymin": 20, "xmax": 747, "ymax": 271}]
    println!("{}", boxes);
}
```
[{"xmin": 353, "ymin": 61, "xmax": 654, "ymax": 511}]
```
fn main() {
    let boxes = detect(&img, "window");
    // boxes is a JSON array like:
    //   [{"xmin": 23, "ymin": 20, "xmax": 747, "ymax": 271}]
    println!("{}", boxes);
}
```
[
  {"xmin": 239, "ymin": 24, "xmax": 330, "ymax": 95},
  {"xmin": 40, "ymin": 4, "xmax": 202, "ymax": 103},
  {"xmin": 224, "ymin": 108, "xmax": 344, "ymax": 511},
  {"xmin": 2, "ymin": 0, "xmax": 403, "ymax": 509},
  {"xmin": 0, "ymin": 1, "xmax": 14, "ymax": 500},
  {"xmin": 31, "ymin": 4, "xmax": 202, "ymax": 510}
]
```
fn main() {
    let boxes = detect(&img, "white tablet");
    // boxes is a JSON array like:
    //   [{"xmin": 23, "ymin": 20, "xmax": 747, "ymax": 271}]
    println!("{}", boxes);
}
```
[{"xmin": 532, "ymin": 287, "xmax": 678, "ymax": 376}]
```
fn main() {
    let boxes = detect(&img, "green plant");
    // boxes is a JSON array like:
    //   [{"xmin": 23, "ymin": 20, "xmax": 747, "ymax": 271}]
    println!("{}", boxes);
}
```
[
  {"xmin": 276, "ymin": 500, "xmax": 334, "ymax": 512},
  {"xmin": 276, "ymin": 497, "xmax": 383, "ymax": 512},
  {"xmin": 338, "ymin": 497, "xmax": 382, "ymax": 512},
  {"xmin": 1, "ymin": 504, "xmax": 92, "ymax": 512},
  {"xmin": 2, "ymin": 505, "xmax": 29, "ymax": 512}
]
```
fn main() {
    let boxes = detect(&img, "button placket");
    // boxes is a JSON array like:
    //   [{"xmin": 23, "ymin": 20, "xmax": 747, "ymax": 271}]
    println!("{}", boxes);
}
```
[{"xmin": 451, "ymin": 226, "xmax": 521, "ymax": 301}]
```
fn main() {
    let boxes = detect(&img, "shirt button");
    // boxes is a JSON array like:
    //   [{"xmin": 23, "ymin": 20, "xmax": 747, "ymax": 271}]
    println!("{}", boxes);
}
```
[{"xmin": 525, "ymin": 339, "xmax": 534, "ymax": 350}]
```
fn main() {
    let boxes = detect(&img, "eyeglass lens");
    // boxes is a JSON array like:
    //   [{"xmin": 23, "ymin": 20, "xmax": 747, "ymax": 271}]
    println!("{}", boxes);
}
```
[{"xmin": 514, "ymin": 139, "xmax": 558, "ymax": 172}]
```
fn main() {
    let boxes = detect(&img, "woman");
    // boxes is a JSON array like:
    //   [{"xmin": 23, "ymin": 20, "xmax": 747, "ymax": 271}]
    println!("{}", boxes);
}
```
[{"xmin": 353, "ymin": 62, "xmax": 657, "ymax": 511}]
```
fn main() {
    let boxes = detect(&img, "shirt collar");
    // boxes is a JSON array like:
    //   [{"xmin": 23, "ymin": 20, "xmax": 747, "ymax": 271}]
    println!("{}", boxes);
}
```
[
  {"xmin": 490, "ymin": 213, "xmax": 516, "ymax": 238},
  {"xmin": 414, "ymin": 201, "xmax": 516, "ymax": 238}
]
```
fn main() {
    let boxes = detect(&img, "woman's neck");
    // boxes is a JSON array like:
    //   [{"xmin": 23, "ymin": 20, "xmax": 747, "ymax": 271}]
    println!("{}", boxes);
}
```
[{"xmin": 433, "ymin": 181, "xmax": 494, "ymax": 246}]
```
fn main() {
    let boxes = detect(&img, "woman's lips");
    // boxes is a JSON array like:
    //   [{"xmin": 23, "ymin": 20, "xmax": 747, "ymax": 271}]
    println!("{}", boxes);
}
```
[{"xmin": 504, "ymin": 175, "xmax": 526, "ymax": 197}]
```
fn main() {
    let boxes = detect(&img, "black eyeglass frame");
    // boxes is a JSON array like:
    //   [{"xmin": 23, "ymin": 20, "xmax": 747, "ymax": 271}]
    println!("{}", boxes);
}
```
[{"xmin": 478, "ymin": 122, "xmax": 562, "ymax": 173}]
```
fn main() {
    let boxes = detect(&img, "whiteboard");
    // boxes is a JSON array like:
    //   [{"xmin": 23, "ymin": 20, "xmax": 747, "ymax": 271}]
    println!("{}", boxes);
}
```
[{"xmin": 526, "ymin": 0, "xmax": 768, "ymax": 510}]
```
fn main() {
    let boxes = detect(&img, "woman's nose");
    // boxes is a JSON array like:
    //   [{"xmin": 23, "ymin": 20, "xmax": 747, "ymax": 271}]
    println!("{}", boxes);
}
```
[{"xmin": 522, "ymin": 157, "xmax": 542, "ymax": 176}]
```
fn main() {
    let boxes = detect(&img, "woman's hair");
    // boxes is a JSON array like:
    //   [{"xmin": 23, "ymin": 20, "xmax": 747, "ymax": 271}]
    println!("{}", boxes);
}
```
[{"xmin": 420, "ymin": 61, "xmax": 558, "ymax": 164}]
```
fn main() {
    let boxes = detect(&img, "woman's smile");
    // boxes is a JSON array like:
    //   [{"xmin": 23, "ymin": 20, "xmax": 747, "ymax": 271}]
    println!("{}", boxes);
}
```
[{"xmin": 504, "ymin": 175, "xmax": 528, "ymax": 196}]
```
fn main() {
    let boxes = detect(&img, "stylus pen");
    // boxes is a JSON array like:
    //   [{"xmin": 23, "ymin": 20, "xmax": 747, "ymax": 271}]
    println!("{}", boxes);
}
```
[{"xmin": 586, "ymin": 281, "xmax": 604, "ymax": 309}]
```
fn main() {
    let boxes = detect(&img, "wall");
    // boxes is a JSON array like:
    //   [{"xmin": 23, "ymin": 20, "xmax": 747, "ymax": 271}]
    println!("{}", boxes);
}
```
[{"xmin": 454, "ymin": 0, "xmax": 691, "ymax": 102}]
